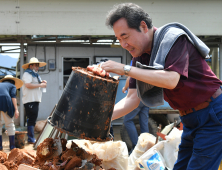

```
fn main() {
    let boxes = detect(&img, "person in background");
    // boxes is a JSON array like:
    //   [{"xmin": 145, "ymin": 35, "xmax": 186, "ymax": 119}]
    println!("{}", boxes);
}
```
[
  {"xmin": 22, "ymin": 57, "xmax": 47, "ymax": 144},
  {"xmin": 122, "ymin": 60, "xmax": 149, "ymax": 154},
  {"xmin": 88, "ymin": 3, "xmax": 222, "ymax": 170},
  {"xmin": 0, "ymin": 75, "xmax": 23, "ymax": 150}
]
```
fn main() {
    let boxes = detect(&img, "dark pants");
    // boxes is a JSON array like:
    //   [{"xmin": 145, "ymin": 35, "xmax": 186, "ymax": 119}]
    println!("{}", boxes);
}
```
[
  {"xmin": 173, "ymin": 94, "xmax": 222, "ymax": 170},
  {"xmin": 123, "ymin": 102, "xmax": 149, "ymax": 147},
  {"xmin": 24, "ymin": 102, "xmax": 39, "ymax": 127}
]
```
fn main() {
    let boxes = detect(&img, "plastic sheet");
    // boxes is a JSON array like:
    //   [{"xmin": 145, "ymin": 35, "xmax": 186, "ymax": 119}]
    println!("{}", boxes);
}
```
[{"xmin": 136, "ymin": 128, "xmax": 183, "ymax": 170}]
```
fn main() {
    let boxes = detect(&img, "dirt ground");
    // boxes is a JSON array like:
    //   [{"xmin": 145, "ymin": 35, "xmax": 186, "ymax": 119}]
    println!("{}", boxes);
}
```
[
  {"xmin": 1, "ymin": 131, "xmax": 39, "ymax": 156},
  {"xmin": 1, "ymin": 125, "xmax": 122, "ymax": 156}
]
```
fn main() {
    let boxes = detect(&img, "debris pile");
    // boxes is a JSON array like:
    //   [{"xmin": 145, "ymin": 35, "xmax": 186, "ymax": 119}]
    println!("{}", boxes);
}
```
[
  {"xmin": 0, "ymin": 151, "xmax": 7, "ymax": 163},
  {"xmin": 0, "ymin": 138, "xmax": 117, "ymax": 170},
  {"xmin": 0, "ymin": 148, "xmax": 35, "ymax": 170}
]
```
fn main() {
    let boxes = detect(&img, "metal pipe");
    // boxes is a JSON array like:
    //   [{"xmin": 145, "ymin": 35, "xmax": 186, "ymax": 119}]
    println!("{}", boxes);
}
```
[
  {"xmin": 44, "ymin": 45, "xmax": 46, "ymax": 62},
  {"xmin": 19, "ymin": 41, "xmax": 24, "ymax": 127},
  {"xmin": 55, "ymin": 45, "xmax": 57, "ymax": 70},
  {"xmin": 155, "ymin": 124, "xmax": 162, "ymax": 144}
]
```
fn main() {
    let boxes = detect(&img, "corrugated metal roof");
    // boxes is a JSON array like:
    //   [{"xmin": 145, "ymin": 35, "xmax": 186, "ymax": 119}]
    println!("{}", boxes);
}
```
[{"xmin": 0, "ymin": 66, "xmax": 16, "ymax": 79}]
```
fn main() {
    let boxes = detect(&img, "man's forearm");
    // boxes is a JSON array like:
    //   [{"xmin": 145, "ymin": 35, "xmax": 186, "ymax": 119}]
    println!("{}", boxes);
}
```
[
  {"xmin": 101, "ymin": 60, "xmax": 180, "ymax": 89},
  {"xmin": 112, "ymin": 95, "xmax": 140, "ymax": 120},
  {"xmin": 129, "ymin": 67, "xmax": 180, "ymax": 89},
  {"xmin": 25, "ymin": 83, "xmax": 41, "ymax": 89}
]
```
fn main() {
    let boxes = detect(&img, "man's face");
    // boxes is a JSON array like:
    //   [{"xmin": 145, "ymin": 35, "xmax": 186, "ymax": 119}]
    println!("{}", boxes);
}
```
[
  {"xmin": 113, "ymin": 18, "xmax": 152, "ymax": 57},
  {"xmin": 30, "ymin": 63, "xmax": 39, "ymax": 72}
]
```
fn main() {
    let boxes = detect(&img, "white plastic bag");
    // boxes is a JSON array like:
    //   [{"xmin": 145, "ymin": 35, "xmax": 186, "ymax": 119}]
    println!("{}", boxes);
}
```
[
  {"xmin": 136, "ymin": 141, "xmax": 166, "ymax": 170},
  {"xmin": 35, "ymin": 120, "xmax": 47, "ymax": 132},
  {"xmin": 67, "ymin": 140, "xmax": 128, "ymax": 170},
  {"xmin": 129, "ymin": 133, "xmax": 156, "ymax": 170},
  {"xmin": 162, "ymin": 128, "xmax": 183, "ymax": 169},
  {"xmin": 92, "ymin": 141, "xmax": 129, "ymax": 170},
  {"xmin": 136, "ymin": 127, "xmax": 183, "ymax": 170}
]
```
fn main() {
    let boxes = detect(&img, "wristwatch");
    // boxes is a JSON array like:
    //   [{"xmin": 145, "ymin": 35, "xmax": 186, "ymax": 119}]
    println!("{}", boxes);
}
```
[{"xmin": 123, "ymin": 65, "xmax": 132, "ymax": 76}]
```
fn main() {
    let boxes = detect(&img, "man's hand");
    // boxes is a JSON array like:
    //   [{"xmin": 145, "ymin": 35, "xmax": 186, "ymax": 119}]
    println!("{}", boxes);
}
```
[
  {"xmin": 40, "ymin": 82, "xmax": 47, "ymax": 88},
  {"xmin": 122, "ymin": 86, "xmax": 128, "ymax": 93},
  {"xmin": 14, "ymin": 109, "xmax": 19, "ymax": 119},
  {"xmin": 101, "ymin": 60, "xmax": 125, "ymax": 75},
  {"xmin": 87, "ymin": 60, "xmax": 125, "ymax": 77},
  {"xmin": 87, "ymin": 65, "xmax": 110, "ymax": 77},
  {"xmin": 42, "ymin": 80, "xmax": 47, "ymax": 83}
]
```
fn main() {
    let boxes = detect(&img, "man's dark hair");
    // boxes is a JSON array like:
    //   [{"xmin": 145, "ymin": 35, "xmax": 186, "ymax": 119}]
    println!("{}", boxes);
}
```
[
  {"xmin": 106, "ymin": 3, "xmax": 153, "ymax": 32},
  {"xmin": 3, "ymin": 80, "xmax": 15, "ymax": 85}
]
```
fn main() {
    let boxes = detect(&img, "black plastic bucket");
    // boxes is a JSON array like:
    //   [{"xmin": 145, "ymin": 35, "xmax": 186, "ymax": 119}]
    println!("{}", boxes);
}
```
[{"xmin": 48, "ymin": 67, "xmax": 119, "ymax": 141}]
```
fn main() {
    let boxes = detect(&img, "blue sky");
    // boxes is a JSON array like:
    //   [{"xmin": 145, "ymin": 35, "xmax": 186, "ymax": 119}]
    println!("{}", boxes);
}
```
[{"xmin": 1, "ymin": 53, "xmax": 19, "ymax": 59}]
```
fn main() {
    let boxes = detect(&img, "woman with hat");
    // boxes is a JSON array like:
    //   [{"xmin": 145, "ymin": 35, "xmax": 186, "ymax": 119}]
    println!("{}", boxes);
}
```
[
  {"xmin": 0, "ymin": 75, "xmax": 23, "ymax": 150},
  {"xmin": 22, "ymin": 57, "xmax": 47, "ymax": 144}
]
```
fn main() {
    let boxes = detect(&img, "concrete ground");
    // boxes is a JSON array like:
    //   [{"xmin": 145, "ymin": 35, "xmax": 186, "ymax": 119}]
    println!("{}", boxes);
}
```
[{"xmin": 2, "ymin": 125, "xmax": 122, "ymax": 155}]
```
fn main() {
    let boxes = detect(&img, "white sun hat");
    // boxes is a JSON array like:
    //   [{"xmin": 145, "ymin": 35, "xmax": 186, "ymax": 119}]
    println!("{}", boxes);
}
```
[
  {"xmin": 0, "ymin": 75, "xmax": 24, "ymax": 89},
  {"xmin": 22, "ymin": 57, "xmax": 47, "ymax": 69}
]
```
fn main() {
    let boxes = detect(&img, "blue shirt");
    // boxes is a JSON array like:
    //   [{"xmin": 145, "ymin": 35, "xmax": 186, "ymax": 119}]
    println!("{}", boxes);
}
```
[{"xmin": 0, "ymin": 82, "xmax": 16, "ymax": 118}]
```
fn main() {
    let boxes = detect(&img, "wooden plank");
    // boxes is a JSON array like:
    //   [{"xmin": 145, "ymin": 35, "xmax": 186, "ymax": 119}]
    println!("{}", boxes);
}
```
[{"xmin": 149, "ymin": 109, "xmax": 179, "ymax": 114}]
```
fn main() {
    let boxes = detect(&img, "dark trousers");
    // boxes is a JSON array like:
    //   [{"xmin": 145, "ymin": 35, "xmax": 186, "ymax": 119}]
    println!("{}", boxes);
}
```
[
  {"xmin": 173, "ymin": 94, "xmax": 222, "ymax": 170},
  {"xmin": 123, "ymin": 102, "xmax": 149, "ymax": 147},
  {"xmin": 24, "ymin": 102, "xmax": 39, "ymax": 127}
]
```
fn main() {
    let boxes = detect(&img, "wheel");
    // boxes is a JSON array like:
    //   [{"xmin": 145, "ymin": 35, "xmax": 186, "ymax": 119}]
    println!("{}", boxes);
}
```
[
  {"xmin": 120, "ymin": 117, "xmax": 158, "ymax": 151},
  {"xmin": 150, "ymin": 114, "xmax": 170, "ymax": 129}
]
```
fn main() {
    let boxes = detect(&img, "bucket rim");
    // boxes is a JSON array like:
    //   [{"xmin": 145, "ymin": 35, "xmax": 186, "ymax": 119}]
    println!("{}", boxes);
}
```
[
  {"xmin": 72, "ymin": 67, "xmax": 119, "ymax": 83},
  {"xmin": 47, "ymin": 116, "xmax": 113, "ymax": 142}
]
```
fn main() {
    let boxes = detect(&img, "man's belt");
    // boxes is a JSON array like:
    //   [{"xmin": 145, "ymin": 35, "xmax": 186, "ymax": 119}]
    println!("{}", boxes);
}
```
[{"xmin": 179, "ymin": 87, "xmax": 222, "ymax": 116}]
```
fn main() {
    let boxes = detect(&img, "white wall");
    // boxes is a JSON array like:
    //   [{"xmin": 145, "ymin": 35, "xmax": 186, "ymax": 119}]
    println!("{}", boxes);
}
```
[
  {"xmin": 27, "ymin": 45, "xmax": 128, "ymax": 120},
  {"xmin": 0, "ymin": 0, "xmax": 221, "ymax": 35}
]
